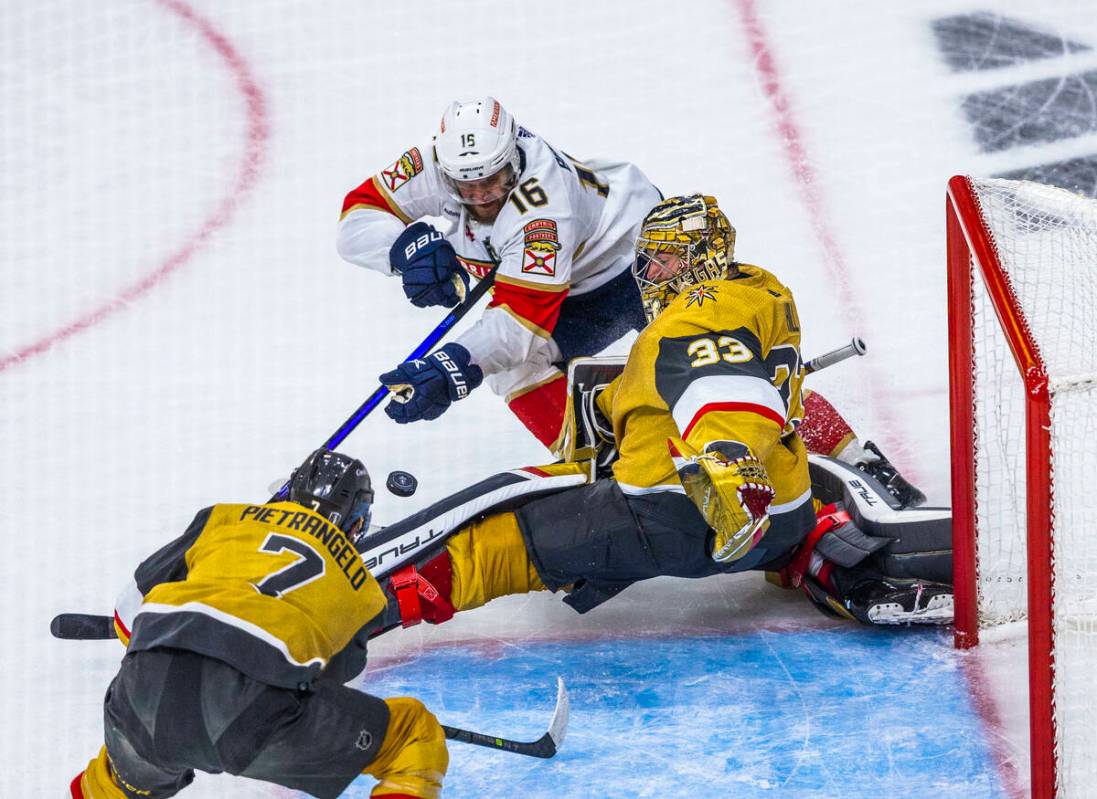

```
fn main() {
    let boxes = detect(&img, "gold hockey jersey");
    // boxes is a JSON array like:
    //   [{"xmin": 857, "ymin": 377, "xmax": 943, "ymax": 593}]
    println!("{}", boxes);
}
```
[
  {"xmin": 115, "ymin": 502, "xmax": 388, "ymax": 689},
  {"xmin": 602, "ymin": 264, "xmax": 811, "ymax": 511}
]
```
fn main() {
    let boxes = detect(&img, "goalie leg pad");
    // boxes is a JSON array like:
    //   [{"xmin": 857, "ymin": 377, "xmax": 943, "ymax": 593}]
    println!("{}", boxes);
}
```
[
  {"xmin": 775, "ymin": 503, "xmax": 953, "ymax": 625},
  {"xmin": 798, "ymin": 390, "xmax": 857, "ymax": 457},
  {"xmin": 775, "ymin": 504, "xmax": 889, "ymax": 587}
]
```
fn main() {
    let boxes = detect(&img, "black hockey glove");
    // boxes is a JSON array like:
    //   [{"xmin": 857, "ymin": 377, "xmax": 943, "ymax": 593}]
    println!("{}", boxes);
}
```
[
  {"xmin": 379, "ymin": 343, "xmax": 484, "ymax": 423},
  {"xmin": 389, "ymin": 222, "xmax": 469, "ymax": 308}
]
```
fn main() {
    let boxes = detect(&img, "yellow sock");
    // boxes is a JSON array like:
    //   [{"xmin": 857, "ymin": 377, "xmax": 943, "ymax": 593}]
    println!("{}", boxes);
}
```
[
  {"xmin": 366, "ymin": 697, "xmax": 449, "ymax": 799},
  {"xmin": 446, "ymin": 511, "xmax": 545, "ymax": 611},
  {"xmin": 74, "ymin": 747, "xmax": 128, "ymax": 799}
]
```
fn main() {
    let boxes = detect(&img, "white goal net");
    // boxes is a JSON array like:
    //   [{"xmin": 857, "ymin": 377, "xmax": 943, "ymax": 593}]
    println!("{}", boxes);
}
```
[{"xmin": 948, "ymin": 175, "xmax": 1097, "ymax": 798}]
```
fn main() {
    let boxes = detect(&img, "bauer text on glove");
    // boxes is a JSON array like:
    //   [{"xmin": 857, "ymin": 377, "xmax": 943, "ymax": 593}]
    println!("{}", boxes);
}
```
[
  {"xmin": 379, "ymin": 343, "xmax": 484, "ymax": 423},
  {"xmin": 389, "ymin": 222, "xmax": 469, "ymax": 308}
]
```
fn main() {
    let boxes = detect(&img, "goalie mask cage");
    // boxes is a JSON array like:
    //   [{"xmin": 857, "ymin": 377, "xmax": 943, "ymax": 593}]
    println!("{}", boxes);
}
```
[{"xmin": 947, "ymin": 175, "xmax": 1097, "ymax": 799}]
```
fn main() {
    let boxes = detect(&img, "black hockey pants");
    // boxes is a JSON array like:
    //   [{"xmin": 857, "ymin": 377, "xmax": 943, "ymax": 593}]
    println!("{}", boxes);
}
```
[
  {"xmin": 102, "ymin": 648, "xmax": 389, "ymax": 799},
  {"xmin": 516, "ymin": 479, "xmax": 815, "ymax": 613}
]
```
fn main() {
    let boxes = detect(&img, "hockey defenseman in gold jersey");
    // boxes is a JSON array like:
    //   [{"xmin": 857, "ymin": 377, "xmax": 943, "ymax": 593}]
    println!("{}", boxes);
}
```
[
  {"xmin": 362, "ymin": 195, "xmax": 951, "ymax": 637},
  {"xmin": 72, "ymin": 449, "xmax": 449, "ymax": 799}
]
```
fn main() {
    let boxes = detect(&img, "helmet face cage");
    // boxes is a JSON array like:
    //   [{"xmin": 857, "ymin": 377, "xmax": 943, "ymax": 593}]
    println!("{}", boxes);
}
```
[
  {"xmin": 435, "ymin": 97, "xmax": 521, "ymax": 207},
  {"xmin": 288, "ymin": 449, "xmax": 374, "ymax": 540},
  {"xmin": 632, "ymin": 195, "xmax": 736, "ymax": 322},
  {"xmin": 441, "ymin": 162, "xmax": 518, "ymax": 208}
]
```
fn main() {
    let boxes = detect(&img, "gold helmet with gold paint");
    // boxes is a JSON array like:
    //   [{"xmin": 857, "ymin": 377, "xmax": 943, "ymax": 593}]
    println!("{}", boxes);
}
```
[{"xmin": 632, "ymin": 194, "xmax": 736, "ymax": 322}]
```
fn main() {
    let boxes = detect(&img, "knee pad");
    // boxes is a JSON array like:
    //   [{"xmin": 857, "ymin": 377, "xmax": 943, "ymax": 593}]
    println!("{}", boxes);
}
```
[{"xmin": 366, "ymin": 697, "xmax": 449, "ymax": 799}]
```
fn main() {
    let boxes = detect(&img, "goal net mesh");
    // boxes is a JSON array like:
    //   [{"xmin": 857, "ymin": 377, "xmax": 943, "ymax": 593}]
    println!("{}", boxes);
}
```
[{"xmin": 966, "ymin": 177, "xmax": 1097, "ymax": 792}]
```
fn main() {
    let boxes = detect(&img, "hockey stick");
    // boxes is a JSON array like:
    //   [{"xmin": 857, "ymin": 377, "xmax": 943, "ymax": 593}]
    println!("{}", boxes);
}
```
[
  {"xmin": 804, "ymin": 336, "xmax": 866, "ymax": 374},
  {"xmin": 52, "ymin": 269, "xmax": 498, "ymax": 643},
  {"xmin": 51, "ymin": 612, "xmax": 117, "ymax": 640},
  {"xmin": 269, "ymin": 267, "xmax": 498, "ymax": 501},
  {"xmin": 50, "ymin": 607, "xmax": 569, "ymax": 757},
  {"xmin": 443, "ymin": 677, "xmax": 569, "ymax": 759}
]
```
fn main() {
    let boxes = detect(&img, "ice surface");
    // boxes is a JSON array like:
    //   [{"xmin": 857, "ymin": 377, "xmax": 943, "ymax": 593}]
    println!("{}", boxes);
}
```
[
  {"xmin": 359, "ymin": 629, "xmax": 1004, "ymax": 799},
  {"xmin": 6, "ymin": 0, "xmax": 1096, "ymax": 795}
]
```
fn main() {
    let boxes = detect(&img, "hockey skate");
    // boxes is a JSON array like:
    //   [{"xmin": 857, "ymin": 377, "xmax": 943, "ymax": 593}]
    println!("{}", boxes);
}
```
[
  {"xmin": 845, "ymin": 578, "xmax": 954, "ymax": 626},
  {"xmin": 855, "ymin": 441, "xmax": 927, "ymax": 509}
]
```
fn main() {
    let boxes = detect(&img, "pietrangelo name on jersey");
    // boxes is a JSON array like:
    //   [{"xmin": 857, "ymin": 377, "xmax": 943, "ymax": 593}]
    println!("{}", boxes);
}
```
[{"xmin": 240, "ymin": 505, "xmax": 370, "ymax": 590}]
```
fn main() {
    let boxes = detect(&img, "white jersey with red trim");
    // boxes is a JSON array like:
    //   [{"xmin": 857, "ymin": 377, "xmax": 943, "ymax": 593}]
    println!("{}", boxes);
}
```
[
  {"xmin": 336, "ymin": 128, "xmax": 660, "ymax": 398},
  {"xmin": 597, "ymin": 264, "xmax": 811, "ymax": 510}
]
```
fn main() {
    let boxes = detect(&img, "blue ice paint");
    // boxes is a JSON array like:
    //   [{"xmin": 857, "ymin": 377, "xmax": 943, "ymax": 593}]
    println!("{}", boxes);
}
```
[{"xmin": 343, "ymin": 628, "xmax": 1008, "ymax": 799}]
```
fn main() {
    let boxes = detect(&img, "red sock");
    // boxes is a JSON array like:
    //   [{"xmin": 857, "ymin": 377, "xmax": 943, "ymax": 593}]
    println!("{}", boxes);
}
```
[
  {"xmin": 507, "ymin": 374, "xmax": 568, "ymax": 448},
  {"xmin": 799, "ymin": 390, "xmax": 857, "ymax": 457}
]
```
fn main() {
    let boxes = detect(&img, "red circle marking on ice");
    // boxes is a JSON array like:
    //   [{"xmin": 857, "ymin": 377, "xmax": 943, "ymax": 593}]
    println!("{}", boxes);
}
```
[{"xmin": 0, "ymin": 0, "xmax": 269, "ymax": 374}]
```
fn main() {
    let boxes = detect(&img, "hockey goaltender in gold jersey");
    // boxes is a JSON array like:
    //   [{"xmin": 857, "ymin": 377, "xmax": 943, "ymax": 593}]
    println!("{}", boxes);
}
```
[{"xmin": 364, "ymin": 194, "xmax": 953, "ymax": 637}]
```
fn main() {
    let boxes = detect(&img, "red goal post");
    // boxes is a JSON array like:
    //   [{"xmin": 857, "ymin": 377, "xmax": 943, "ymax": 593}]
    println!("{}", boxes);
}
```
[{"xmin": 947, "ymin": 174, "xmax": 1097, "ymax": 799}]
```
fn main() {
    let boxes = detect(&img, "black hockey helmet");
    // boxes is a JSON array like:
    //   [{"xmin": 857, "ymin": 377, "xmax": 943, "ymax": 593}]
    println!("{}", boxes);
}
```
[{"xmin": 288, "ymin": 449, "xmax": 374, "ymax": 539}]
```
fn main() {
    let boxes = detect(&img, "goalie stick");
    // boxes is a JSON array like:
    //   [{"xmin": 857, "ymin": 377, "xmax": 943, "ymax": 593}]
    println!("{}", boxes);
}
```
[{"xmin": 804, "ymin": 336, "xmax": 866, "ymax": 374}]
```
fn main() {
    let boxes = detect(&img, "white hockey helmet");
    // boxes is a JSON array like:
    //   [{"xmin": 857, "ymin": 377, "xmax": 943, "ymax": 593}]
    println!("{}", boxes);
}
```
[{"xmin": 435, "ymin": 97, "xmax": 521, "ymax": 204}]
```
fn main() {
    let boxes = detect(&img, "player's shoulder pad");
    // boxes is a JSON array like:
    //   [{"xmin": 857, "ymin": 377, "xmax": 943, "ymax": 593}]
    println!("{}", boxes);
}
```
[
  {"xmin": 735, "ymin": 263, "xmax": 795, "ymax": 299},
  {"xmin": 374, "ymin": 140, "xmax": 433, "ymax": 197}
]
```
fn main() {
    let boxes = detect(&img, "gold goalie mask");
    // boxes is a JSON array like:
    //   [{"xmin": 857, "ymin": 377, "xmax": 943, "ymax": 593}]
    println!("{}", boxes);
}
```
[{"xmin": 632, "ymin": 194, "xmax": 737, "ymax": 323}]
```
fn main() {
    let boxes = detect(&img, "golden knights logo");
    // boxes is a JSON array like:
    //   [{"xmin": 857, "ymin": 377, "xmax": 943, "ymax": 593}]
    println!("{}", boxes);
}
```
[
  {"xmin": 381, "ymin": 147, "xmax": 424, "ymax": 192},
  {"xmin": 522, "ymin": 219, "xmax": 561, "ymax": 276},
  {"xmin": 685, "ymin": 285, "xmax": 718, "ymax": 308}
]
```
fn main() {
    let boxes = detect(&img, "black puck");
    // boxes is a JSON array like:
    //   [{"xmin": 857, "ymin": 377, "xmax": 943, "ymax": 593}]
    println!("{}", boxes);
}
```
[{"xmin": 386, "ymin": 470, "xmax": 418, "ymax": 497}]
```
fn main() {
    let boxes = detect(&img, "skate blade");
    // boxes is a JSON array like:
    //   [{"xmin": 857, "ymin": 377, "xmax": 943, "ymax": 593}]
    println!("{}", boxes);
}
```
[{"xmin": 866, "ymin": 592, "xmax": 954, "ymax": 625}]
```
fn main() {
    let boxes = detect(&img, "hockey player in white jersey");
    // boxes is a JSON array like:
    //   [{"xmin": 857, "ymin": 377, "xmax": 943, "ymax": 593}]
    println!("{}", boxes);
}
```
[
  {"xmin": 337, "ymin": 97, "xmax": 927, "ymax": 508},
  {"xmin": 338, "ymin": 96, "xmax": 660, "ymax": 449}
]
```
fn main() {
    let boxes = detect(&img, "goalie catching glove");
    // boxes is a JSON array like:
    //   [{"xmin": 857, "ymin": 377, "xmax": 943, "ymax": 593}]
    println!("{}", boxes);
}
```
[{"xmin": 670, "ymin": 439, "xmax": 776, "ymax": 564}]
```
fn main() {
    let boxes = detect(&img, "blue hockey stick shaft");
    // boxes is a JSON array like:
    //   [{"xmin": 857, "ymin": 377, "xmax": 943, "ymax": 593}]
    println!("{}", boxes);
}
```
[{"xmin": 271, "ymin": 268, "xmax": 497, "ymax": 500}]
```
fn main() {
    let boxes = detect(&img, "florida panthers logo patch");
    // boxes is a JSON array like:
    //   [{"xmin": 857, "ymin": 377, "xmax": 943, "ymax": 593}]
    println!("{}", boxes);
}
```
[
  {"xmin": 381, "ymin": 147, "xmax": 424, "ymax": 193},
  {"xmin": 522, "ymin": 219, "xmax": 561, "ymax": 276},
  {"xmin": 685, "ymin": 285, "xmax": 718, "ymax": 308}
]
